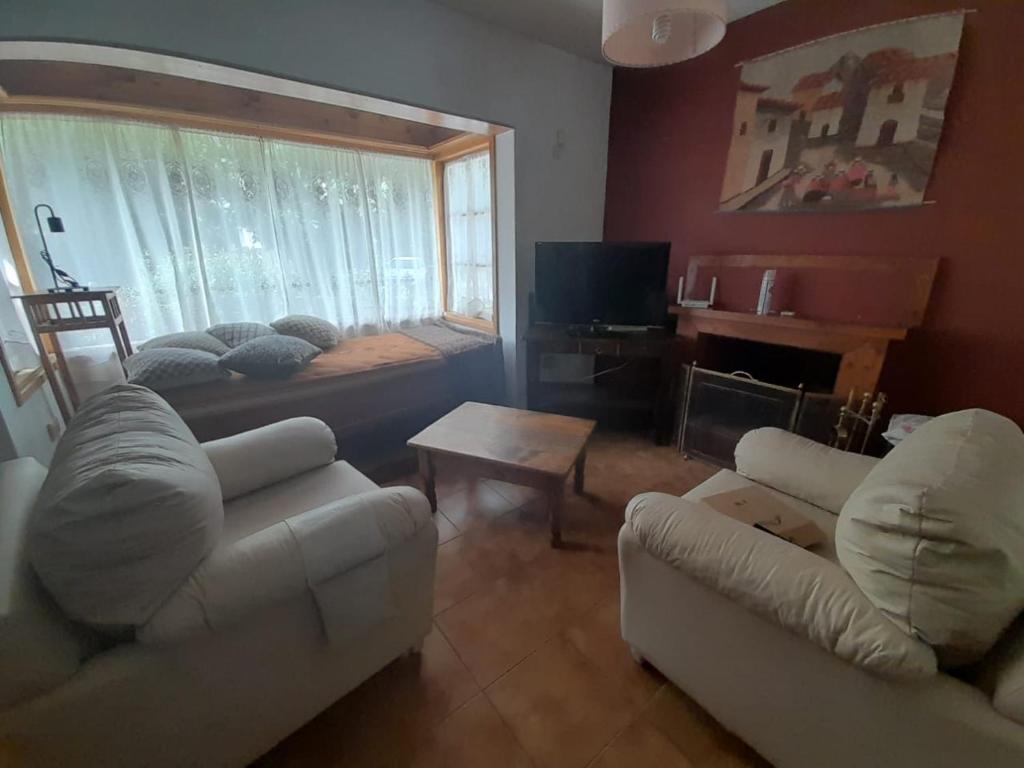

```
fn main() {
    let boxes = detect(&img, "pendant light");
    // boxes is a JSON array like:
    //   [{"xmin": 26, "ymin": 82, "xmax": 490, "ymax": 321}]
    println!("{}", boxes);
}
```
[{"xmin": 602, "ymin": 0, "xmax": 727, "ymax": 68}]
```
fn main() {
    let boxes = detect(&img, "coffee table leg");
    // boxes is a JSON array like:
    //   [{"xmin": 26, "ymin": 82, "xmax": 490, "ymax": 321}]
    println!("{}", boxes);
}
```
[
  {"xmin": 418, "ymin": 449, "xmax": 437, "ymax": 514},
  {"xmin": 574, "ymin": 447, "xmax": 587, "ymax": 495},
  {"xmin": 549, "ymin": 484, "xmax": 564, "ymax": 548}
]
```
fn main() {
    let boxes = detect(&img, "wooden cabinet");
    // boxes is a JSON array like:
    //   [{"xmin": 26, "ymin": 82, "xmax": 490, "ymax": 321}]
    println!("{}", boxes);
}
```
[{"xmin": 525, "ymin": 325, "xmax": 680, "ymax": 445}]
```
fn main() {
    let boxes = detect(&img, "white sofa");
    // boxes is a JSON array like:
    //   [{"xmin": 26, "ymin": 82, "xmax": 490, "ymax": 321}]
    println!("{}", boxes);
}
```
[
  {"xmin": 0, "ymin": 387, "xmax": 437, "ymax": 767},
  {"xmin": 620, "ymin": 419, "xmax": 1024, "ymax": 768}
]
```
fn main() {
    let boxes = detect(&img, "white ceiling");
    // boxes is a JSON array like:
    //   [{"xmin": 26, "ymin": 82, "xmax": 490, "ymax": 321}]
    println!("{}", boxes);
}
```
[{"xmin": 430, "ymin": 0, "xmax": 786, "ymax": 64}]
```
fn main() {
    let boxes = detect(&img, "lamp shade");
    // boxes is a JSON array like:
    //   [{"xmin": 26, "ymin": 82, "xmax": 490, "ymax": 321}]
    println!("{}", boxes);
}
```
[{"xmin": 602, "ymin": 0, "xmax": 726, "ymax": 68}]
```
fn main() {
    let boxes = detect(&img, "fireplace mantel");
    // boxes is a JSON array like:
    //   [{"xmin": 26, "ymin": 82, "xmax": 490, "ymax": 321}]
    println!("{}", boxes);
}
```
[
  {"xmin": 670, "ymin": 254, "xmax": 938, "ymax": 399},
  {"xmin": 670, "ymin": 306, "xmax": 907, "ymax": 397}
]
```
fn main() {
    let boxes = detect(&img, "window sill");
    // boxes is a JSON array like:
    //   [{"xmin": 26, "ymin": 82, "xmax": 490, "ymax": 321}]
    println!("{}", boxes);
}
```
[{"xmin": 443, "ymin": 312, "xmax": 496, "ymax": 335}]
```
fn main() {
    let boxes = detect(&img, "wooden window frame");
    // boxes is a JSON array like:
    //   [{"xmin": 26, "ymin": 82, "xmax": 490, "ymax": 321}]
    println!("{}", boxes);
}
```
[
  {"xmin": 433, "ymin": 135, "xmax": 499, "ymax": 334},
  {"xmin": 0, "ymin": 156, "xmax": 47, "ymax": 404},
  {"xmin": 0, "ymin": 95, "xmax": 501, "ymax": 344}
]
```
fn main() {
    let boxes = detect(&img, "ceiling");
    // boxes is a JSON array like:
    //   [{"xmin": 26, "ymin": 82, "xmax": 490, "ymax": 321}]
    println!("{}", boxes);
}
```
[{"xmin": 431, "ymin": 0, "xmax": 786, "ymax": 63}]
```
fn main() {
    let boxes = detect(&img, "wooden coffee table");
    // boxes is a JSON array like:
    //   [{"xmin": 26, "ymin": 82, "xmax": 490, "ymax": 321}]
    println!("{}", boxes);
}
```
[{"xmin": 407, "ymin": 402, "xmax": 596, "ymax": 547}]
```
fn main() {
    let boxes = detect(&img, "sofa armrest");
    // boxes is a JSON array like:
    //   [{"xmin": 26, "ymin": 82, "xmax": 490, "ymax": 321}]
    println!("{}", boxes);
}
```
[
  {"xmin": 735, "ymin": 428, "xmax": 878, "ymax": 514},
  {"xmin": 625, "ymin": 492, "xmax": 936, "ymax": 679},
  {"xmin": 138, "ymin": 486, "xmax": 433, "ymax": 643},
  {"xmin": 202, "ymin": 417, "xmax": 337, "ymax": 501}
]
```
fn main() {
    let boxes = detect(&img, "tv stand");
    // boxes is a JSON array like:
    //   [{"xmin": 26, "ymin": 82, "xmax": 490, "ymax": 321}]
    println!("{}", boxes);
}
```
[
  {"xmin": 525, "ymin": 325, "xmax": 679, "ymax": 445},
  {"xmin": 565, "ymin": 324, "xmax": 659, "ymax": 339}
]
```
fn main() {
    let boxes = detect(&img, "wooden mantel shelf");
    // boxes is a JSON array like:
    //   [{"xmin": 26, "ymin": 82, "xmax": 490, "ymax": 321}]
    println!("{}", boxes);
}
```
[
  {"xmin": 670, "ymin": 253, "xmax": 938, "ymax": 399},
  {"xmin": 670, "ymin": 306, "xmax": 910, "ymax": 398},
  {"xmin": 669, "ymin": 306, "xmax": 908, "ymax": 352}
]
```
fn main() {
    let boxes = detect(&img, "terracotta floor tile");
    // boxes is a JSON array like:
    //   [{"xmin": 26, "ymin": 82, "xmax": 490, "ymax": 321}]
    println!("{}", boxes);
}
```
[
  {"xmin": 433, "ymin": 511, "xmax": 460, "ymax": 545},
  {"xmin": 437, "ymin": 546, "xmax": 617, "ymax": 687},
  {"xmin": 485, "ymin": 477, "xmax": 546, "ymax": 508},
  {"xmin": 486, "ymin": 637, "xmax": 638, "ymax": 768},
  {"xmin": 411, "ymin": 694, "xmax": 534, "ymax": 768},
  {"xmin": 264, "ymin": 433, "xmax": 764, "ymax": 767},
  {"xmin": 259, "ymin": 625, "xmax": 478, "ymax": 767},
  {"xmin": 643, "ymin": 684, "xmax": 735, "ymax": 766},
  {"xmin": 438, "ymin": 479, "xmax": 517, "ymax": 532},
  {"xmin": 433, "ymin": 519, "xmax": 539, "ymax": 614},
  {"xmin": 589, "ymin": 717, "xmax": 695, "ymax": 768},
  {"xmin": 563, "ymin": 595, "xmax": 664, "ymax": 711}
]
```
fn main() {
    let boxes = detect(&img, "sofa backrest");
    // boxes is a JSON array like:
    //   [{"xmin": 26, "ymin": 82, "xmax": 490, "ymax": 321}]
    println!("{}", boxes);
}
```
[
  {"xmin": 0, "ymin": 458, "xmax": 97, "ymax": 709},
  {"xmin": 29, "ymin": 384, "xmax": 224, "ymax": 632}
]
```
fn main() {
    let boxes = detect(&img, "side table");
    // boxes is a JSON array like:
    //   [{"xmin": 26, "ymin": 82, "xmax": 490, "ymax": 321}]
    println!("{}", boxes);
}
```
[{"xmin": 16, "ymin": 288, "xmax": 133, "ymax": 423}]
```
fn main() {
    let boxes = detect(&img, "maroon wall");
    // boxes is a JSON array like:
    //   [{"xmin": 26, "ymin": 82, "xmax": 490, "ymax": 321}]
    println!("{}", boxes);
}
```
[{"xmin": 603, "ymin": 0, "xmax": 1024, "ymax": 423}]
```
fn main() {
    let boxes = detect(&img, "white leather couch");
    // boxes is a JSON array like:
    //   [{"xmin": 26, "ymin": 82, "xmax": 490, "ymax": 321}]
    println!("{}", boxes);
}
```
[
  {"xmin": 620, "ymin": 416, "xmax": 1024, "ymax": 768},
  {"xmin": 0, "ymin": 386, "xmax": 437, "ymax": 767}
]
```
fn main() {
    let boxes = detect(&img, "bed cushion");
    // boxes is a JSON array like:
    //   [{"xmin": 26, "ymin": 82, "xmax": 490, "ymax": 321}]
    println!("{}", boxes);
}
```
[
  {"xmin": 139, "ymin": 331, "xmax": 230, "ymax": 356},
  {"xmin": 125, "ymin": 348, "xmax": 230, "ymax": 392},
  {"xmin": 206, "ymin": 321, "xmax": 277, "ymax": 348},
  {"xmin": 837, "ymin": 409, "xmax": 1024, "ymax": 667},
  {"xmin": 219, "ymin": 335, "xmax": 322, "ymax": 379},
  {"xmin": 271, "ymin": 314, "xmax": 340, "ymax": 350},
  {"xmin": 29, "ymin": 384, "xmax": 224, "ymax": 631}
]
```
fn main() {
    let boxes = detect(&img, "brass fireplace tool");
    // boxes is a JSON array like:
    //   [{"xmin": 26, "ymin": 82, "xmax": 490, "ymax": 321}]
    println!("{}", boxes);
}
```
[{"xmin": 831, "ymin": 390, "xmax": 887, "ymax": 454}]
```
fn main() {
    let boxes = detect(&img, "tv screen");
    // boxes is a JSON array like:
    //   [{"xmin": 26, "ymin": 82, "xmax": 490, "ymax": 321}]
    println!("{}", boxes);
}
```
[{"xmin": 534, "ymin": 242, "xmax": 670, "ymax": 327}]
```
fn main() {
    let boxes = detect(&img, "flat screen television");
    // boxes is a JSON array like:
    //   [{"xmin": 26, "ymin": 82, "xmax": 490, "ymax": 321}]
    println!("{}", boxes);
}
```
[{"xmin": 534, "ymin": 241, "xmax": 670, "ymax": 328}]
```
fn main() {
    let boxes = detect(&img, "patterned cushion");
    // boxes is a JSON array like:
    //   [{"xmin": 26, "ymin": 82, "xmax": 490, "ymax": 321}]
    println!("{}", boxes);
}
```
[
  {"xmin": 139, "ymin": 331, "xmax": 230, "ymax": 356},
  {"xmin": 219, "ymin": 335, "xmax": 321, "ymax": 379},
  {"xmin": 125, "ymin": 349, "xmax": 230, "ymax": 392},
  {"xmin": 270, "ymin": 314, "xmax": 340, "ymax": 350},
  {"xmin": 206, "ymin": 322, "xmax": 277, "ymax": 349}
]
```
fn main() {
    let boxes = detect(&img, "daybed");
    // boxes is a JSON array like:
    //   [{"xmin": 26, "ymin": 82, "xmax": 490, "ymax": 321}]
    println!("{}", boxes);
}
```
[{"xmin": 161, "ymin": 328, "xmax": 504, "ymax": 461}]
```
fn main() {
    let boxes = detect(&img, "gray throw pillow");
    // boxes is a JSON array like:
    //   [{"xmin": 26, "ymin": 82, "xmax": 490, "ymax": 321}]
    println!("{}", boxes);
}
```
[
  {"xmin": 219, "ymin": 335, "xmax": 321, "ymax": 378},
  {"xmin": 125, "ymin": 349, "xmax": 230, "ymax": 392},
  {"xmin": 140, "ymin": 331, "xmax": 230, "ymax": 356},
  {"xmin": 270, "ymin": 314, "xmax": 340, "ymax": 350},
  {"xmin": 29, "ymin": 384, "xmax": 223, "ymax": 630},
  {"xmin": 206, "ymin": 322, "xmax": 277, "ymax": 349}
]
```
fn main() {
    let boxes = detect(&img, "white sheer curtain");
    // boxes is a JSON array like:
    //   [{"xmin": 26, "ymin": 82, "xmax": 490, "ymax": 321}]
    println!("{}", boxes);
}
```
[
  {"xmin": 444, "ymin": 151, "xmax": 493, "ymax": 322},
  {"xmin": 0, "ymin": 113, "xmax": 441, "ymax": 348}
]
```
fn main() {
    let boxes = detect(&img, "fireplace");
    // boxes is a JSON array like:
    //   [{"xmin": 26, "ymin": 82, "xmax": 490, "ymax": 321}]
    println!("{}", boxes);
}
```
[
  {"xmin": 668, "ymin": 253, "xmax": 939, "ymax": 467},
  {"xmin": 676, "ymin": 362, "xmax": 844, "ymax": 468},
  {"xmin": 674, "ymin": 331, "xmax": 861, "ymax": 466}
]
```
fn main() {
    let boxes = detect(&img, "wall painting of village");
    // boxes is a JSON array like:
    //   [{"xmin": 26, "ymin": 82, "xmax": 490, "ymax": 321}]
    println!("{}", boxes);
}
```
[{"xmin": 719, "ymin": 13, "xmax": 964, "ymax": 213}]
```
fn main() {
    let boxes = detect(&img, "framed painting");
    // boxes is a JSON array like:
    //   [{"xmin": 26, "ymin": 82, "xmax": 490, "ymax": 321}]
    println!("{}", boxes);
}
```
[{"xmin": 719, "ymin": 12, "xmax": 965, "ymax": 212}]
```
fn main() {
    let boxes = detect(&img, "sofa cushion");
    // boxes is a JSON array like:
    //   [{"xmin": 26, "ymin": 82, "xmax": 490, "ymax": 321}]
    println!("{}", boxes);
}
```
[
  {"xmin": 219, "ymin": 335, "xmax": 321, "ymax": 379},
  {"xmin": 271, "ymin": 314, "xmax": 340, "ymax": 350},
  {"xmin": 139, "ymin": 331, "xmax": 230, "ymax": 356},
  {"xmin": 29, "ymin": 384, "xmax": 224, "ymax": 631},
  {"xmin": 139, "ymin": 486, "xmax": 431, "ymax": 643},
  {"xmin": 206, "ymin": 321, "xmax": 277, "ymax": 348},
  {"xmin": 626, "ymin": 492, "xmax": 937, "ymax": 679},
  {"xmin": 125, "ymin": 348, "xmax": 230, "ymax": 392},
  {"xmin": 837, "ymin": 409, "xmax": 1024, "ymax": 667},
  {"xmin": 735, "ymin": 428, "xmax": 879, "ymax": 515}
]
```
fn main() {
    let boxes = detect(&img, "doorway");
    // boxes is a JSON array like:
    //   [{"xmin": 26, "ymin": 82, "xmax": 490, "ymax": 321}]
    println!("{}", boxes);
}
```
[
  {"xmin": 877, "ymin": 119, "xmax": 898, "ymax": 146},
  {"xmin": 756, "ymin": 149, "xmax": 774, "ymax": 185}
]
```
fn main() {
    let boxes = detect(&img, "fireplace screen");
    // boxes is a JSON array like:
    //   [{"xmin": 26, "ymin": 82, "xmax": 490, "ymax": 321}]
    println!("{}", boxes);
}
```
[{"xmin": 678, "ymin": 366, "xmax": 804, "ymax": 468}]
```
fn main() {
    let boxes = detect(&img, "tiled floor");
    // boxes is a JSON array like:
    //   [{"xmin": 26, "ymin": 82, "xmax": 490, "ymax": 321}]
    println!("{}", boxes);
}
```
[{"xmin": 257, "ymin": 433, "xmax": 770, "ymax": 768}]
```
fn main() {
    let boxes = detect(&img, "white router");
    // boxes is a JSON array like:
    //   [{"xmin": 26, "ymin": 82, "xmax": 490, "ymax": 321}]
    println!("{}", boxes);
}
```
[{"xmin": 676, "ymin": 276, "xmax": 717, "ymax": 309}]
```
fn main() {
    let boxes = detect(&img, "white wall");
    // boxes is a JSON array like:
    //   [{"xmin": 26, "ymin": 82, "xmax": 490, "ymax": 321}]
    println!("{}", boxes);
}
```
[{"xmin": 0, "ymin": 0, "xmax": 613, "ymax": 411}]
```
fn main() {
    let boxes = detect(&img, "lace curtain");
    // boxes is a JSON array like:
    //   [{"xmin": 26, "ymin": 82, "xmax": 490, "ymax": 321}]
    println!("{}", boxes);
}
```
[
  {"xmin": 444, "ymin": 151, "xmax": 493, "ymax": 321},
  {"xmin": 0, "ymin": 113, "xmax": 441, "ymax": 348}
]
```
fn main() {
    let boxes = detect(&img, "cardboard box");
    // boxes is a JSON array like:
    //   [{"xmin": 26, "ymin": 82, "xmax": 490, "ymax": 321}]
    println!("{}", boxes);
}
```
[{"xmin": 702, "ymin": 486, "xmax": 825, "ymax": 549}]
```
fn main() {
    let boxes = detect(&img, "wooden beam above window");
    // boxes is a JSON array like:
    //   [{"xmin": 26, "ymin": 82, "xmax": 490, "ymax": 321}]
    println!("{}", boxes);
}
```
[{"xmin": 0, "ymin": 60, "xmax": 464, "ymax": 149}]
